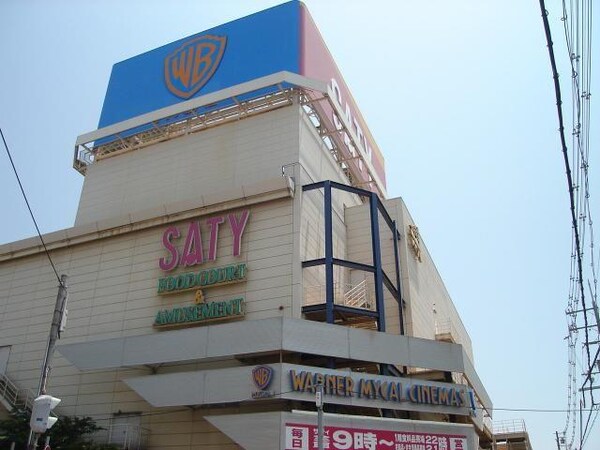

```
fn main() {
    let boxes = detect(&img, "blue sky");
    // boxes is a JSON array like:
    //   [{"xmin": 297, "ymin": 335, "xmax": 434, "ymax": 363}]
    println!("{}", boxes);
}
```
[{"xmin": 0, "ymin": 1, "xmax": 598, "ymax": 448}]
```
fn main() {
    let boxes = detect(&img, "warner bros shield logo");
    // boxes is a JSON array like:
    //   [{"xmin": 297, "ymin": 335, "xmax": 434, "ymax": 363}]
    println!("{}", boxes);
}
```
[
  {"xmin": 164, "ymin": 34, "xmax": 227, "ymax": 99},
  {"xmin": 252, "ymin": 365, "xmax": 275, "ymax": 399}
]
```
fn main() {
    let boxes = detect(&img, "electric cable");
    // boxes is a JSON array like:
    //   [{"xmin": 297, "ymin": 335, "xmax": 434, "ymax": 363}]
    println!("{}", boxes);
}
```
[
  {"xmin": 581, "ymin": 406, "xmax": 599, "ymax": 448},
  {"xmin": 67, "ymin": 387, "xmax": 600, "ymax": 422},
  {"xmin": 542, "ymin": 3, "xmax": 597, "ymax": 446},
  {"xmin": 538, "ymin": 1, "xmax": 592, "ymax": 375},
  {"xmin": 0, "ymin": 126, "xmax": 63, "ymax": 286}
]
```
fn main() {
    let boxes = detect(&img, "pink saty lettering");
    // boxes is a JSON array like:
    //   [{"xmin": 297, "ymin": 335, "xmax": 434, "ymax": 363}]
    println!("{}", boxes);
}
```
[
  {"xmin": 159, "ymin": 226, "xmax": 180, "ymax": 271},
  {"xmin": 158, "ymin": 209, "xmax": 250, "ymax": 270},
  {"xmin": 180, "ymin": 221, "xmax": 204, "ymax": 267},
  {"xmin": 228, "ymin": 210, "xmax": 249, "ymax": 257},
  {"xmin": 206, "ymin": 216, "xmax": 224, "ymax": 261}
]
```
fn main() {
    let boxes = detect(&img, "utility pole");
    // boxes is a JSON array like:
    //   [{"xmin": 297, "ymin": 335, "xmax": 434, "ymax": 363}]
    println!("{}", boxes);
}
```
[
  {"xmin": 316, "ymin": 383, "xmax": 324, "ymax": 450},
  {"xmin": 27, "ymin": 274, "xmax": 68, "ymax": 450}
]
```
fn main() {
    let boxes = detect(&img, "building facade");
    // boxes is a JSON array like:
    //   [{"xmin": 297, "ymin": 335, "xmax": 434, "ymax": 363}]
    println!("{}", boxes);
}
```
[{"xmin": 0, "ymin": 2, "xmax": 525, "ymax": 449}]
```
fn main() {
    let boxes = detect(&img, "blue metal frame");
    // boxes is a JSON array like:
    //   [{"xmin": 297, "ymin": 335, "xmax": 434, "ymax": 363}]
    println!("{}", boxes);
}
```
[
  {"xmin": 369, "ymin": 192, "xmax": 386, "ymax": 332},
  {"xmin": 323, "ymin": 181, "xmax": 335, "ymax": 325},
  {"xmin": 302, "ymin": 181, "xmax": 404, "ymax": 335},
  {"xmin": 302, "ymin": 303, "xmax": 380, "ymax": 318},
  {"xmin": 392, "ymin": 219, "xmax": 405, "ymax": 335}
]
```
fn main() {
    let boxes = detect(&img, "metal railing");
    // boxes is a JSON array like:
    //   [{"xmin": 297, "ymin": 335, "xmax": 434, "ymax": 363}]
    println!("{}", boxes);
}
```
[
  {"xmin": 107, "ymin": 424, "xmax": 149, "ymax": 450},
  {"xmin": 434, "ymin": 319, "xmax": 459, "ymax": 341},
  {"xmin": 304, "ymin": 281, "xmax": 374, "ymax": 311},
  {"xmin": 74, "ymin": 83, "xmax": 296, "ymax": 175},
  {"xmin": 343, "ymin": 280, "xmax": 369, "ymax": 308},
  {"xmin": 0, "ymin": 372, "xmax": 35, "ymax": 411},
  {"xmin": 493, "ymin": 419, "xmax": 527, "ymax": 435}
]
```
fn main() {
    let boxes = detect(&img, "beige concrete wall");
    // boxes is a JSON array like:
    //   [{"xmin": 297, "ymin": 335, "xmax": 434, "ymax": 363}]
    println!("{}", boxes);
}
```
[
  {"xmin": 0, "ymin": 196, "xmax": 294, "ymax": 429},
  {"xmin": 0, "ymin": 105, "xmax": 338, "ymax": 439},
  {"xmin": 345, "ymin": 197, "xmax": 474, "ymax": 362},
  {"xmin": 81, "ymin": 402, "xmax": 242, "ymax": 449},
  {"xmin": 144, "ymin": 410, "xmax": 239, "ymax": 450},
  {"xmin": 389, "ymin": 198, "xmax": 474, "ymax": 361},
  {"xmin": 76, "ymin": 104, "xmax": 301, "ymax": 225}
]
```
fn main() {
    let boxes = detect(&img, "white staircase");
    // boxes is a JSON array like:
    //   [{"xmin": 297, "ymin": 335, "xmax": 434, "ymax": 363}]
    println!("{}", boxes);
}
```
[
  {"xmin": 343, "ymin": 280, "xmax": 370, "ymax": 309},
  {"xmin": 304, "ymin": 280, "xmax": 373, "ymax": 310},
  {"xmin": 0, "ymin": 372, "xmax": 35, "ymax": 412}
]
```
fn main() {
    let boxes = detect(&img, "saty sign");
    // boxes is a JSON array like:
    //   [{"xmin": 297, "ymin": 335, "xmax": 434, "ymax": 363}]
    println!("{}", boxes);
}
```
[
  {"xmin": 158, "ymin": 210, "xmax": 249, "ymax": 271},
  {"xmin": 153, "ymin": 209, "xmax": 250, "ymax": 328}
]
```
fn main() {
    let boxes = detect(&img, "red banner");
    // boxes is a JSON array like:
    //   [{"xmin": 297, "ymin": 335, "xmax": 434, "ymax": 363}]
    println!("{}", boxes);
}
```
[{"xmin": 285, "ymin": 423, "xmax": 468, "ymax": 450}]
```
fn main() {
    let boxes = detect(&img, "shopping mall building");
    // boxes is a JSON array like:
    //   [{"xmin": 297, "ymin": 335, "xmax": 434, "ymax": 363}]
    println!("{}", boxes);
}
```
[{"xmin": 0, "ymin": 2, "xmax": 532, "ymax": 449}]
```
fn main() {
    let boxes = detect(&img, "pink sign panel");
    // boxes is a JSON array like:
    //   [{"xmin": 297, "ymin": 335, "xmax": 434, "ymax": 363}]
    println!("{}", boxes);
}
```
[
  {"xmin": 285, "ymin": 423, "xmax": 468, "ymax": 450},
  {"xmin": 300, "ymin": 4, "xmax": 387, "ymax": 193}
]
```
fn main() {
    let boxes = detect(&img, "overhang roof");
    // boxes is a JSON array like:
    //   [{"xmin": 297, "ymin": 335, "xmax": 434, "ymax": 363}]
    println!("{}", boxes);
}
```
[{"xmin": 57, "ymin": 317, "xmax": 492, "ymax": 414}]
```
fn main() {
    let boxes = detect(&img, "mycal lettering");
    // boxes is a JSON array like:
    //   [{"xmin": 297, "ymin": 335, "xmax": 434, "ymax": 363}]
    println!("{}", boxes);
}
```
[{"xmin": 287, "ymin": 369, "xmax": 469, "ymax": 411}]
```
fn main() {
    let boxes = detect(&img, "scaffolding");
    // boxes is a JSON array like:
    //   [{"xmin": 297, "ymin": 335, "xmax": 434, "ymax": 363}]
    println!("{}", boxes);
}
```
[{"xmin": 73, "ymin": 71, "xmax": 386, "ymax": 199}]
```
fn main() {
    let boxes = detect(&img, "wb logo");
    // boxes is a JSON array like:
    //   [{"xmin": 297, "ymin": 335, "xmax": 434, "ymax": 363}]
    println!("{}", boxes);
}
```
[
  {"xmin": 252, "ymin": 366, "xmax": 273, "ymax": 390},
  {"xmin": 251, "ymin": 365, "xmax": 275, "ymax": 399},
  {"xmin": 164, "ymin": 34, "xmax": 227, "ymax": 99}
]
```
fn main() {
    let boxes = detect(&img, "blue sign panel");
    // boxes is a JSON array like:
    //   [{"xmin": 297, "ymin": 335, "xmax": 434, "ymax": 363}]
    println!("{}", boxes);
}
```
[{"xmin": 98, "ymin": 1, "xmax": 300, "ymax": 128}]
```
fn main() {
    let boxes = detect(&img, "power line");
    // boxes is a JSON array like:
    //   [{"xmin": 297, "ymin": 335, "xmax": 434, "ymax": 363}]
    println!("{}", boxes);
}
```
[
  {"xmin": 539, "ymin": 0, "xmax": 594, "ymax": 378},
  {"xmin": 62, "ymin": 386, "xmax": 600, "ymax": 421},
  {"xmin": 539, "ymin": 0, "xmax": 592, "ymax": 378},
  {"xmin": 0, "ymin": 126, "xmax": 63, "ymax": 286},
  {"xmin": 491, "ymin": 406, "xmax": 598, "ymax": 414},
  {"xmin": 582, "ymin": 406, "xmax": 599, "ymax": 448},
  {"xmin": 540, "ymin": 2, "xmax": 597, "ymax": 447}
]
